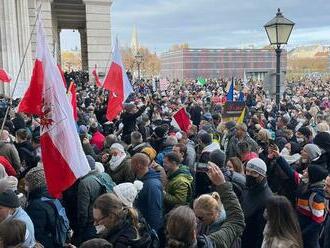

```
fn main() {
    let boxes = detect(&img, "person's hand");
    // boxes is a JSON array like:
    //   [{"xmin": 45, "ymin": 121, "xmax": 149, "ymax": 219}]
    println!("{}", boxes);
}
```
[
  {"xmin": 101, "ymin": 153, "xmax": 110, "ymax": 163},
  {"xmin": 269, "ymin": 143, "xmax": 280, "ymax": 158},
  {"xmin": 207, "ymin": 162, "xmax": 226, "ymax": 186}
]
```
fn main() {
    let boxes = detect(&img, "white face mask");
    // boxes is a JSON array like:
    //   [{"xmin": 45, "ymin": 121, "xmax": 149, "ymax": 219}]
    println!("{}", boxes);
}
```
[
  {"xmin": 280, "ymin": 147, "xmax": 290, "ymax": 156},
  {"xmin": 95, "ymin": 225, "xmax": 106, "ymax": 234},
  {"xmin": 296, "ymin": 137, "xmax": 304, "ymax": 144}
]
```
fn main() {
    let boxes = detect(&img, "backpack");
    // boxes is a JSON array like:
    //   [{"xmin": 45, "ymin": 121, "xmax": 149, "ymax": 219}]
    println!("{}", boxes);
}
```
[
  {"xmin": 41, "ymin": 197, "xmax": 70, "ymax": 246},
  {"xmin": 92, "ymin": 174, "xmax": 115, "ymax": 194}
]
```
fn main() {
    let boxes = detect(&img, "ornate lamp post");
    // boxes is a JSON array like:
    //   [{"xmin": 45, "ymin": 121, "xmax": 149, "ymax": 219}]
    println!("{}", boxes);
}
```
[{"xmin": 264, "ymin": 8, "xmax": 294, "ymax": 110}]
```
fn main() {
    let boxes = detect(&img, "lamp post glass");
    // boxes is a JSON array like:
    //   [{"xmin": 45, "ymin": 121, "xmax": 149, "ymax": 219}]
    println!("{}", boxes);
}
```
[
  {"xmin": 135, "ymin": 51, "xmax": 143, "ymax": 81},
  {"xmin": 264, "ymin": 8, "xmax": 294, "ymax": 109}
]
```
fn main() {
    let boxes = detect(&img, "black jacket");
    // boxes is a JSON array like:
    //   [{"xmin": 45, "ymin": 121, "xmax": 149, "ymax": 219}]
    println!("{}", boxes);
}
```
[
  {"xmin": 241, "ymin": 178, "xmax": 273, "ymax": 248},
  {"xmin": 121, "ymin": 106, "xmax": 147, "ymax": 136},
  {"xmin": 25, "ymin": 187, "xmax": 59, "ymax": 248}
]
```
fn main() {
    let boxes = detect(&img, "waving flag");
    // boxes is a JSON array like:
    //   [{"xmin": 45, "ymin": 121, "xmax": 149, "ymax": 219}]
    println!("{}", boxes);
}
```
[
  {"xmin": 237, "ymin": 107, "xmax": 246, "ymax": 124},
  {"xmin": 0, "ymin": 69, "xmax": 11, "ymax": 83},
  {"xmin": 197, "ymin": 77, "xmax": 207, "ymax": 86},
  {"xmin": 226, "ymin": 78, "xmax": 234, "ymax": 102},
  {"xmin": 103, "ymin": 38, "xmax": 133, "ymax": 121},
  {"xmin": 171, "ymin": 108, "xmax": 191, "ymax": 133},
  {"xmin": 18, "ymin": 16, "xmax": 90, "ymax": 197},
  {"xmin": 67, "ymin": 81, "xmax": 78, "ymax": 121},
  {"xmin": 92, "ymin": 64, "xmax": 102, "ymax": 87}
]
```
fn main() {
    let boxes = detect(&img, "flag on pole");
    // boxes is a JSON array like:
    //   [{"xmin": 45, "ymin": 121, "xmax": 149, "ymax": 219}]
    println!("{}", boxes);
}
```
[
  {"xmin": 197, "ymin": 77, "xmax": 207, "ymax": 86},
  {"xmin": 159, "ymin": 78, "xmax": 170, "ymax": 91},
  {"xmin": 237, "ymin": 107, "xmax": 246, "ymax": 124},
  {"xmin": 171, "ymin": 107, "xmax": 191, "ymax": 133},
  {"xmin": 18, "ymin": 16, "xmax": 90, "ymax": 198},
  {"xmin": 103, "ymin": 38, "xmax": 134, "ymax": 121},
  {"xmin": 0, "ymin": 69, "xmax": 11, "ymax": 83},
  {"xmin": 67, "ymin": 81, "xmax": 78, "ymax": 121},
  {"xmin": 226, "ymin": 78, "xmax": 234, "ymax": 101},
  {"xmin": 92, "ymin": 64, "xmax": 102, "ymax": 87},
  {"xmin": 238, "ymin": 91, "xmax": 244, "ymax": 102},
  {"xmin": 243, "ymin": 70, "xmax": 248, "ymax": 86}
]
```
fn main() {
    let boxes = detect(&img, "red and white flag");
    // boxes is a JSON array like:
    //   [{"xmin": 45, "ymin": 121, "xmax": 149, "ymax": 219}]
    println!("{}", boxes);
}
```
[
  {"xmin": 103, "ymin": 38, "xmax": 133, "ymax": 121},
  {"xmin": 67, "ymin": 81, "xmax": 78, "ymax": 121},
  {"xmin": 159, "ymin": 78, "xmax": 170, "ymax": 91},
  {"xmin": 0, "ymin": 69, "xmax": 11, "ymax": 83},
  {"xmin": 171, "ymin": 107, "xmax": 191, "ymax": 133},
  {"xmin": 92, "ymin": 64, "xmax": 102, "ymax": 87},
  {"xmin": 18, "ymin": 16, "xmax": 90, "ymax": 198}
]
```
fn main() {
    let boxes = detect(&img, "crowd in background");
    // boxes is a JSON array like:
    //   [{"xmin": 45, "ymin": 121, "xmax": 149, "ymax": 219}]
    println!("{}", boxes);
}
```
[{"xmin": 0, "ymin": 71, "xmax": 329, "ymax": 248}]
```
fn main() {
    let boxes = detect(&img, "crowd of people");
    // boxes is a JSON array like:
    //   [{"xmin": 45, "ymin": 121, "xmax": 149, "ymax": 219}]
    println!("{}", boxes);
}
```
[{"xmin": 0, "ymin": 72, "xmax": 329, "ymax": 248}]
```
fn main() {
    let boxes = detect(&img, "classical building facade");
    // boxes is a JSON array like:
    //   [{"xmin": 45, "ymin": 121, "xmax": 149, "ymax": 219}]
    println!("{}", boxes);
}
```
[
  {"xmin": 160, "ymin": 48, "xmax": 287, "ymax": 81},
  {"xmin": 0, "ymin": 0, "xmax": 112, "ymax": 97}
]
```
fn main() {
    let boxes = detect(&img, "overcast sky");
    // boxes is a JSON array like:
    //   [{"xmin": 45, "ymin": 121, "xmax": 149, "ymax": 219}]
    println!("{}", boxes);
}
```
[{"xmin": 61, "ymin": 0, "xmax": 330, "ymax": 53}]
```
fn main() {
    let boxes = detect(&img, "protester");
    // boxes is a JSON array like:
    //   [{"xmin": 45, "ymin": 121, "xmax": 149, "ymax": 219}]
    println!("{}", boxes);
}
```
[{"xmin": 0, "ymin": 219, "xmax": 26, "ymax": 247}]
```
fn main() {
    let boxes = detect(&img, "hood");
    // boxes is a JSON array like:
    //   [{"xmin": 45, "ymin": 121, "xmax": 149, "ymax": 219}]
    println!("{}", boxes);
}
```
[
  {"xmin": 142, "ymin": 169, "xmax": 161, "ymax": 181},
  {"xmin": 202, "ymin": 142, "xmax": 220, "ymax": 154},
  {"xmin": 168, "ymin": 165, "xmax": 192, "ymax": 181}
]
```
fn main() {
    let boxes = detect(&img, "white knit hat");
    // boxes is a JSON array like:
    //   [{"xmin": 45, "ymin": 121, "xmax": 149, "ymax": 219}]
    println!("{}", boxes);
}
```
[
  {"xmin": 246, "ymin": 158, "xmax": 267, "ymax": 177},
  {"xmin": 0, "ymin": 176, "xmax": 18, "ymax": 193},
  {"xmin": 95, "ymin": 162, "xmax": 105, "ymax": 173},
  {"xmin": 110, "ymin": 143, "xmax": 125, "ymax": 153},
  {"xmin": 113, "ymin": 180, "xmax": 143, "ymax": 208}
]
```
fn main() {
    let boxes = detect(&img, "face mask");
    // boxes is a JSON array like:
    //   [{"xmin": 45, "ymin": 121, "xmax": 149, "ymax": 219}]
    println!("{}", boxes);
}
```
[
  {"xmin": 280, "ymin": 147, "xmax": 290, "ymax": 156},
  {"xmin": 95, "ymin": 225, "xmax": 106, "ymax": 234},
  {"xmin": 296, "ymin": 137, "xmax": 304, "ymax": 144},
  {"xmin": 246, "ymin": 175, "xmax": 259, "ymax": 189},
  {"xmin": 110, "ymin": 155, "xmax": 121, "ymax": 164}
]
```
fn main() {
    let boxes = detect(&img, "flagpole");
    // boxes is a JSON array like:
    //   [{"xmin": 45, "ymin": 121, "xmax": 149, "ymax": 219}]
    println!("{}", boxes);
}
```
[{"xmin": 0, "ymin": 4, "xmax": 42, "ymax": 135}]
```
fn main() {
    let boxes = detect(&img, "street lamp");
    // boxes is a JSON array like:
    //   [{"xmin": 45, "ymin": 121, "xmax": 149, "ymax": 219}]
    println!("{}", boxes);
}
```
[
  {"xmin": 135, "ymin": 51, "xmax": 143, "ymax": 82},
  {"xmin": 264, "ymin": 8, "xmax": 294, "ymax": 110}
]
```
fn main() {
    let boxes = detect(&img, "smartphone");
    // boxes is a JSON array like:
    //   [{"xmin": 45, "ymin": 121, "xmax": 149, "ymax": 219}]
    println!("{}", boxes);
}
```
[{"xmin": 195, "ymin": 163, "xmax": 209, "ymax": 173}]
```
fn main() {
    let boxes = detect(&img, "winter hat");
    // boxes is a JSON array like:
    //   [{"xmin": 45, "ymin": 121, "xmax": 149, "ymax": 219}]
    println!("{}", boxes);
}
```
[
  {"xmin": 25, "ymin": 167, "xmax": 46, "ymax": 191},
  {"xmin": 110, "ymin": 143, "xmax": 125, "ymax": 153},
  {"xmin": 303, "ymin": 144, "xmax": 322, "ymax": 161},
  {"xmin": 313, "ymin": 132, "xmax": 330, "ymax": 152},
  {"xmin": 86, "ymin": 155, "xmax": 96, "ymax": 170},
  {"xmin": 0, "ymin": 190, "xmax": 19, "ymax": 208},
  {"xmin": 79, "ymin": 125, "xmax": 88, "ymax": 135},
  {"xmin": 141, "ymin": 147, "xmax": 157, "ymax": 161},
  {"xmin": 246, "ymin": 158, "xmax": 267, "ymax": 177},
  {"xmin": 0, "ymin": 176, "xmax": 18, "ymax": 193},
  {"xmin": 209, "ymin": 150, "xmax": 226, "ymax": 168},
  {"xmin": 297, "ymin": 127, "xmax": 312, "ymax": 138},
  {"xmin": 95, "ymin": 162, "xmax": 105, "ymax": 173},
  {"xmin": 154, "ymin": 125, "xmax": 168, "ymax": 138},
  {"xmin": 308, "ymin": 165, "xmax": 328, "ymax": 184},
  {"xmin": 113, "ymin": 180, "xmax": 144, "ymax": 208}
]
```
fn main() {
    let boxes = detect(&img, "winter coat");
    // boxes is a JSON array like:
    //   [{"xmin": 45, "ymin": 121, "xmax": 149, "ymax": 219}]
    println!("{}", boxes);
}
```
[
  {"xmin": 101, "ymin": 217, "xmax": 152, "ymax": 248},
  {"xmin": 135, "ymin": 169, "xmax": 163, "ymax": 231},
  {"xmin": 241, "ymin": 178, "xmax": 273, "ymax": 248},
  {"xmin": 7, "ymin": 207, "xmax": 36, "ymax": 247},
  {"xmin": 226, "ymin": 134, "xmax": 258, "ymax": 160},
  {"xmin": 15, "ymin": 141, "xmax": 38, "ymax": 168},
  {"xmin": 0, "ymin": 155, "xmax": 16, "ymax": 176},
  {"xmin": 164, "ymin": 165, "xmax": 193, "ymax": 212},
  {"xmin": 0, "ymin": 141, "xmax": 21, "ymax": 172},
  {"xmin": 150, "ymin": 161, "xmax": 168, "ymax": 188},
  {"xmin": 155, "ymin": 145, "xmax": 174, "ymax": 166},
  {"xmin": 25, "ymin": 187, "xmax": 59, "ymax": 248},
  {"xmin": 323, "ymin": 214, "xmax": 330, "ymax": 248},
  {"xmin": 121, "ymin": 106, "xmax": 147, "ymax": 137},
  {"xmin": 261, "ymin": 223, "xmax": 300, "ymax": 248},
  {"xmin": 184, "ymin": 139, "xmax": 196, "ymax": 172},
  {"xmin": 127, "ymin": 142, "xmax": 150, "ymax": 156},
  {"xmin": 106, "ymin": 157, "xmax": 134, "ymax": 184}
]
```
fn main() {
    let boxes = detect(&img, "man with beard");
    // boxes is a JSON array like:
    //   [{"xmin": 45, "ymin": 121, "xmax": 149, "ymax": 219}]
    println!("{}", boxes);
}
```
[{"xmin": 241, "ymin": 158, "xmax": 273, "ymax": 248}]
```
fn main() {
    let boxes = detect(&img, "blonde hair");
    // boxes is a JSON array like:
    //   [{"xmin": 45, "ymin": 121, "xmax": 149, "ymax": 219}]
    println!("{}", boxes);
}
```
[{"xmin": 193, "ymin": 192, "xmax": 222, "ymax": 214}]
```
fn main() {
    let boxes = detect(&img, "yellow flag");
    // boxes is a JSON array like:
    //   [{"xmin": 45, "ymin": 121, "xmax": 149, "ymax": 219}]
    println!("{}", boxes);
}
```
[{"xmin": 237, "ymin": 107, "xmax": 246, "ymax": 124}]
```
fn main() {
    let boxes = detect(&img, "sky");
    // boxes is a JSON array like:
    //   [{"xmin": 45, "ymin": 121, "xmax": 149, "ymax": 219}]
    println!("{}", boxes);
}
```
[{"xmin": 60, "ymin": 0, "xmax": 330, "ymax": 53}]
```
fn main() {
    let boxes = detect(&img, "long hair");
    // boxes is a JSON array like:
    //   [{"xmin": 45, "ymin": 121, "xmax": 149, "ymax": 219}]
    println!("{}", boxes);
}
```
[
  {"xmin": 166, "ymin": 206, "xmax": 197, "ymax": 248},
  {"xmin": 0, "ymin": 219, "xmax": 26, "ymax": 247},
  {"xmin": 265, "ymin": 196, "xmax": 303, "ymax": 247}
]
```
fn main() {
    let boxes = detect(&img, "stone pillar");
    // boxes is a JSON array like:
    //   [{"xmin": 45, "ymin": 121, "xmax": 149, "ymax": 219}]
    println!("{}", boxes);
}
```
[
  {"xmin": 56, "ymin": 29, "xmax": 61, "ymax": 65},
  {"xmin": 0, "ymin": 0, "xmax": 20, "ymax": 96},
  {"xmin": 79, "ymin": 29, "xmax": 88, "ymax": 71},
  {"xmin": 15, "ymin": 0, "xmax": 33, "ymax": 98},
  {"xmin": 83, "ymin": 0, "xmax": 112, "ymax": 74}
]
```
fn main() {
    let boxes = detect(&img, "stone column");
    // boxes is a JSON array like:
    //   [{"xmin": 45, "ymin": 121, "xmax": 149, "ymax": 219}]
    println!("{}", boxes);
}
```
[
  {"xmin": 79, "ymin": 29, "xmax": 88, "ymax": 71},
  {"xmin": 83, "ymin": 0, "xmax": 112, "ymax": 74},
  {"xmin": 0, "ymin": 0, "xmax": 20, "ymax": 97},
  {"xmin": 15, "ymin": 0, "xmax": 33, "ymax": 98}
]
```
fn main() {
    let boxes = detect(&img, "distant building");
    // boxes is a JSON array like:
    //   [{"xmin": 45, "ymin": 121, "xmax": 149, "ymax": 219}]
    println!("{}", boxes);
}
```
[{"xmin": 160, "ymin": 48, "xmax": 287, "ymax": 81}]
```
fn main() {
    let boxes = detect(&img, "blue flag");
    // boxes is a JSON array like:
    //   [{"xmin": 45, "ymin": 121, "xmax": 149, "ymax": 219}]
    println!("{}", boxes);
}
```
[
  {"xmin": 238, "ymin": 91, "xmax": 244, "ymax": 102},
  {"xmin": 226, "ymin": 78, "xmax": 234, "ymax": 101}
]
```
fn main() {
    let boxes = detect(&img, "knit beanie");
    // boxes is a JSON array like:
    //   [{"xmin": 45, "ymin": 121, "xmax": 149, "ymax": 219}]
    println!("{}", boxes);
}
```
[
  {"xmin": 110, "ymin": 143, "xmax": 125, "ymax": 153},
  {"xmin": 86, "ymin": 155, "xmax": 96, "ymax": 171},
  {"xmin": 0, "ymin": 190, "xmax": 19, "ymax": 208},
  {"xmin": 313, "ymin": 132, "xmax": 330, "ymax": 152},
  {"xmin": 308, "ymin": 165, "xmax": 328, "ymax": 184},
  {"xmin": 141, "ymin": 147, "xmax": 157, "ymax": 161},
  {"xmin": 0, "ymin": 176, "xmax": 18, "ymax": 193},
  {"xmin": 95, "ymin": 162, "xmax": 105, "ymax": 173},
  {"xmin": 209, "ymin": 150, "xmax": 226, "ymax": 168},
  {"xmin": 246, "ymin": 158, "xmax": 267, "ymax": 177},
  {"xmin": 113, "ymin": 180, "xmax": 143, "ymax": 208},
  {"xmin": 25, "ymin": 167, "xmax": 46, "ymax": 191},
  {"xmin": 303, "ymin": 144, "xmax": 322, "ymax": 161}
]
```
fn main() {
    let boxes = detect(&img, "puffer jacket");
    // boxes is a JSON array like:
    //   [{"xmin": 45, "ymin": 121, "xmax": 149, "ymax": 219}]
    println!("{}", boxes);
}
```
[{"xmin": 106, "ymin": 157, "xmax": 134, "ymax": 184}]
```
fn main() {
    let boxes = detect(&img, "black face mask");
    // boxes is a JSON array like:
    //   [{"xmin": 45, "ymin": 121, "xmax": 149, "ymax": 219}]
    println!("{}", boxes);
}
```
[{"xmin": 246, "ymin": 175, "xmax": 259, "ymax": 189}]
